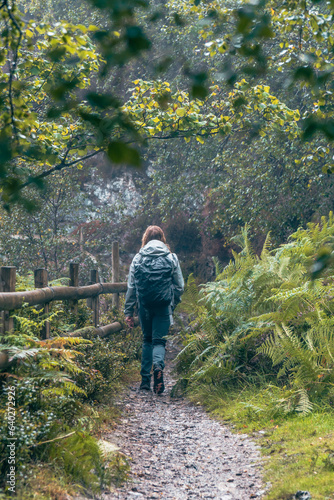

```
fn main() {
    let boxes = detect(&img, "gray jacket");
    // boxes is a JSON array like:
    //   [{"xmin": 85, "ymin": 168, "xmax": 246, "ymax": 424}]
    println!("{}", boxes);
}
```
[{"xmin": 124, "ymin": 239, "xmax": 184, "ymax": 317}]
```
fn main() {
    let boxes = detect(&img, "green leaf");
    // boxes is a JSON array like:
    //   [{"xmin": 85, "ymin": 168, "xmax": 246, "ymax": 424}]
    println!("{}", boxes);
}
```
[
  {"xmin": 126, "ymin": 26, "xmax": 151, "ymax": 54},
  {"xmin": 46, "ymin": 107, "xmax": 63, "ymax": 119},
  {"xmin": 86, "ymin": 92, "xmax": 119, "ymax": 109},
  {"xmin": 294, "ymin": 67, "xmax": 315, "ymax": 83},
  {"xmin": 176, "ymin": 108, "xmax": 186, "ymax": 117},
  {"xmin": 47, "ymin": 46, "xmax": 67, "ymax": 62},
  {"xmin": 173, "ymin": 13, "xmax": 186, "ymax": 27},
  {"xmin": 191, "ymin": 84, "xmax": 208, "ymax": 100},
  {"xmin": 107, "ymin": 142, "xmax": 141, "ymax": 167}
]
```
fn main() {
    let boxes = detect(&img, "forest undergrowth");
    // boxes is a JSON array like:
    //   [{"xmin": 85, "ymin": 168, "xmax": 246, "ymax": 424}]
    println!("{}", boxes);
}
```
[
  {"xmin": 174, "ymin": 212, "xmax": 334, "ymax": 500},
  {"xmin": 0, "ymin": 287, "xmax": 142, "ymax": 499}
]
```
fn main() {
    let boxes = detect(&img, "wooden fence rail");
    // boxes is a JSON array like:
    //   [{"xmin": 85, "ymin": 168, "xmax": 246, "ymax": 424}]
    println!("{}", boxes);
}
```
[
  {"xmin": 0, "ymin": 241, "xmax": 129, "ymax": 332},
  {"xmin": 0, "ymin": 242, "xmax": 136, "ymax": 371},
  {"xmin": 0, "ymin": 282, "xmax": 127, "ymax": 311}
]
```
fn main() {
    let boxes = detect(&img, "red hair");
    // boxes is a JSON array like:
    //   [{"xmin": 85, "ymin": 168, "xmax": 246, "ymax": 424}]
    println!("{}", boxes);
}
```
[{"xmin": 141, "ymin": 226, "xmax": 169, "ymax": 249}]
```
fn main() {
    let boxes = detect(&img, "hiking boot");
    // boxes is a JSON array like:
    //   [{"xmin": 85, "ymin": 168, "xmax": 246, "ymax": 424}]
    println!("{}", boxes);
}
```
[
  {"xmin": 153, "ymin": 368, "xmax": 164, "ymax": 395},
  {"xmin": 139, "ymin": 379, "xmax": 151, "ymax": 391}
]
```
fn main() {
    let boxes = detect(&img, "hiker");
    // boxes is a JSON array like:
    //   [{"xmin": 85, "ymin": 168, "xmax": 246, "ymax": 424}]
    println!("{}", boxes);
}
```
[{"xmin": 124, "ymin": 225, "xmax": 184, "ymax": 394}]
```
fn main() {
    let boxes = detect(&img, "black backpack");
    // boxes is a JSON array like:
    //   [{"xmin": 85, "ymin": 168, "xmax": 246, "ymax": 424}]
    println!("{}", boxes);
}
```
[{"xmin": 134, "ymin": 254, "xmax": 173, "ymax": 308}]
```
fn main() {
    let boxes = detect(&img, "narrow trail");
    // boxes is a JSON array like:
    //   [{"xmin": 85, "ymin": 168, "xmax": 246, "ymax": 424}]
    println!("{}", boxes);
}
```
[{"xmin": 99, "ymin": 339, "xmax": 266, "ymax": 500}]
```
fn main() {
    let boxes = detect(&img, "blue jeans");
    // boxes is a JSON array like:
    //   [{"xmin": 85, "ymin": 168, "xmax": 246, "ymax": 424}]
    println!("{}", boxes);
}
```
[{"xmin": 138, "ymin": 304, "xmax": 171, "ymax": 381}]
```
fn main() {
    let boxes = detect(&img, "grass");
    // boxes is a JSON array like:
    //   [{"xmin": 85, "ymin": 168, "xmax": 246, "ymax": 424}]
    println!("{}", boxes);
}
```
[
  {"xmin": 186, "ymin": 384, "xmax": 334, "ymax": 500},
  {"xmin": 13, "ymin": 465, "xmax": 80, "ymax": 500},
  {"xmin": 263, "ymin": 414, "xmax": 334, "ymax": 500}
]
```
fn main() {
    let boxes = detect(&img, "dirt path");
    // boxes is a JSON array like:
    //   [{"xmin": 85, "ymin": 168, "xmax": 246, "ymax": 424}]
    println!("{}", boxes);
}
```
[{"xmin": 100, "ymin": 339, "xmax": 266, "ymax": 500}]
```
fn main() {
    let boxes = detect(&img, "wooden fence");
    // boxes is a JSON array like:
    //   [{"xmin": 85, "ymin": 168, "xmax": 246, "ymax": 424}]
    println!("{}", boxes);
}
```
[{"xmin": 0, "ymin": 242, "xmax": 129, "ymax": 340}]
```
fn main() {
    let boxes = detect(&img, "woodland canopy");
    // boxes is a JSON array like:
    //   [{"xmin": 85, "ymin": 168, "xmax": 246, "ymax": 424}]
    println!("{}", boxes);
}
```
[
  {"xmin": 1, "ymin": 2, "xmax": 334, "ymax": 497},
  {"xmin": 1, "ymin": 0, "xmax": 334, "ymax": 278}
]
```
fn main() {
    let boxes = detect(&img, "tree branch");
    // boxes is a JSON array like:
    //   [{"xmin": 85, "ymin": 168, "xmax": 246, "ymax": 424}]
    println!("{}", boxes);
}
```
[
  {"xmin": 20, "ymin": 149, "xmax": 103, "ymax": 191},
  {"xmin": 29, "ymin": 431, "xmax": 76, "ymax": 448},
  {"xmin": 5, "ymin": 0, "xmax": 23, "ymax": 143}
]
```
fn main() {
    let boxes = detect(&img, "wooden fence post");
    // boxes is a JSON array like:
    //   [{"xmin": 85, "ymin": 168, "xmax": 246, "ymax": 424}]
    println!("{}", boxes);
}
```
[
  {"xmin": 34, "ymin": 269, "xmax": 50, "ymax": 339},
  {"xmin": 79, "ymin": 226, "xmax": 84, "ymax": 255},
  {"xmin": 0, "ymin": 267, "xmax": 16, "ymax": 334},
  {"xmin": 112, "ymin": 241, "xmax": 120, "ymax": 309},
  {"xmin": 90, "ymin": 269, "xmax": 99, "ymax": 327},
  {"xmin": 69, "ymin": 263, "xmax": 79, "ymax": 324}
]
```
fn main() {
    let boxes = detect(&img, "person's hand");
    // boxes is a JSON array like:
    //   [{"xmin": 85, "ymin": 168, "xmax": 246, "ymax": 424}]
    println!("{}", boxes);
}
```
[{"xmin": 125, "ymin": 316, "xmax": 134, "ymax": 328}]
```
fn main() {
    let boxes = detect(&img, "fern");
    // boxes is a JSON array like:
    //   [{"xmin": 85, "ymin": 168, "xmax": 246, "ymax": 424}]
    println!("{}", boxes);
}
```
[
  {"xmin": 47, "ymin": 429, "xmax": 110, "ymax": 493},
  {"xmin": 295, "ymin": 388, "xmax": 313, "ymax": 414},
  {"xmin": 179, "ymin": 273, "xmax": 205, "ymax": 318},
  {"xmin": 177, "ymin": 216, "xmax": 334, "ymax": 413},
  {"xmin": 258, "ymin": 322, "xmax": 334, "ymax": 398},
  {"xmin": 260, "ymin": 231, "xmax": 272, "ymax": 259}
]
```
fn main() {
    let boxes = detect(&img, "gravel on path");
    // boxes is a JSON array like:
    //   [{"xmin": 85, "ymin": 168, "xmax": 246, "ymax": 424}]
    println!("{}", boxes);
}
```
[{"xmin": 101, "ymin": 340, "xmax": 266, "ymax": 500}]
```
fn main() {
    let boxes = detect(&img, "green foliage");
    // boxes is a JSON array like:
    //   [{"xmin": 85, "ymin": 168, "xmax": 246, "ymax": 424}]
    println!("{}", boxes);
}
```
[
  {"xmin": 177, "ymin": 214, "xmax": 334, "ymax": 414},
  {"xmin": 0, "ymin": 325, "xmax": 90, "ymax": 491},
  {"xmin": 0, "ymin": 171, "xmax": 90, "ymax": 277},
  {"xmin": 1, "ymin": 0, "xmax": 334, "ymax": 213},
  {"xmin": 0, "ymin": 2, "xmax": 103, "ymax": 207},
  {"xmin": 107, "ymin": 452, "xmax": 131, "ymax": 487},
  {"xmin": 1, "ymin": 0, "xmax": 334, "ymax": 290},
  {"xmin": 46, "ymin": 429, "xmax": 110, "ymax": 493},
  {"xmin": 0, "ymin": 296, "xmax": 140, "ymax": 495},
  {"xmin": 124, "ymin": 0, "xmax": 334, "ymax": 260},
  {"xmin": 74, "ymin": 327, "xmax": 141, "ymax": 402}
]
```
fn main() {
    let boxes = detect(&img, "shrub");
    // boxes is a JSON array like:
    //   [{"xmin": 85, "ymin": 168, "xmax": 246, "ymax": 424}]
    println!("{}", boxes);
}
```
[{"xmin": 176, "ymin": 214, "xmax": 334, "ymax": 414}]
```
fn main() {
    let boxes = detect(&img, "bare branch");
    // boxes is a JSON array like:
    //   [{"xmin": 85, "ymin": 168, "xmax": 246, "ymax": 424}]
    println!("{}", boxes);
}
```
[
  {"xmin": 29, "ymin": 431, "xmax": 76, "ymax": 448},
  {"xmin": 4, "ymin": 0, "xmax": 23, "ymax": 143}
]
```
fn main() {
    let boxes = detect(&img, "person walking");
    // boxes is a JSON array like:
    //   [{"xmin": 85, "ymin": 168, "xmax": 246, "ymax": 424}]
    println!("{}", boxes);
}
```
[{"xmin": 124, "ymin": 225, "xmax": 184, "ymax": 394}]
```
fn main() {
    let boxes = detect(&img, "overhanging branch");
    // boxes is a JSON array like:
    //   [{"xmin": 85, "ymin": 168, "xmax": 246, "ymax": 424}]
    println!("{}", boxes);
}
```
[{"xmin": 20, "ymin": 149, "xmax": 104, "ymax": 191}]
